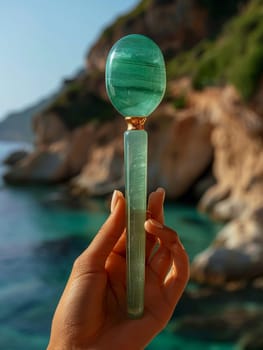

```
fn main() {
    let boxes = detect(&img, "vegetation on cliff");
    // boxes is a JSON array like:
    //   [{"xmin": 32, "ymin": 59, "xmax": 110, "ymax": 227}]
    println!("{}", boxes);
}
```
[
  {"xmin": 167, "ymin": 0, "xmax": 263, "ymax": 99},
  {"xmin": 46, "ymin": 78, "xmax": 116, "ymax": 129},
  {"xmin": 101, "ymin": 0, "xmax": 151, "ymax": 40}
]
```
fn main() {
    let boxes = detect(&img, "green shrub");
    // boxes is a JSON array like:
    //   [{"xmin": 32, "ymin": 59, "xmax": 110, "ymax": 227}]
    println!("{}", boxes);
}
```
[
  {"xmin": 167, "ymin": 0, "xmax": 263, "ymax": 100},
  {"xmin": 173, "ymin": 95, "xmax": 187, "ymax": 110},
  {"xmin": 47, "ymin": 78, "xmax": 116, "ymax": 129},
  {"xmin": 198, "ymin": 0, "xmax": 246, "ymax": 20}
]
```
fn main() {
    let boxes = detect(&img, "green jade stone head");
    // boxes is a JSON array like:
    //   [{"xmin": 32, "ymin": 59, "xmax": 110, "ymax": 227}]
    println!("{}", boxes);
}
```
[{"xmin": 105, "ymin": 34, "xmax": 166, "ymax": 117}]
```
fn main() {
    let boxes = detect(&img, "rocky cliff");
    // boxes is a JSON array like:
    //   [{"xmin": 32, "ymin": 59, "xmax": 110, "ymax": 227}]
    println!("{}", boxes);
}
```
[
  {"xmin": 87, "ymin": 0, "xmax": 240, "ymax": 72},
  {"xmin": 3, "ymin": 0, "xmax": 263, "ymax": 287}
]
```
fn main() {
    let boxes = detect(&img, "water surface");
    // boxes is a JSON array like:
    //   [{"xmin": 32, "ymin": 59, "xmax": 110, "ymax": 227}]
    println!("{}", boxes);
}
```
[{"xmin": 0, "ymin": 142, "xmax": 234, "ymax": 350}]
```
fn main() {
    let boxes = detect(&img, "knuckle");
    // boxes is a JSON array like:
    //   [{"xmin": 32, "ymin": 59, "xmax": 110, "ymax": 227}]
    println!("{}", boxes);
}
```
[{"xmin": 72, "ymin": 254, "xmax": 85, "ymax": 272}]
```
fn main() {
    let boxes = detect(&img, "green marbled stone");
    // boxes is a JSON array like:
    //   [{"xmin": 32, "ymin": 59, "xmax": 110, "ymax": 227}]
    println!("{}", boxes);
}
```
[
  {"xmin": 105, "ymin": 34, "xmax": 166, "ymax": 318},
  {"xmin": 124, "ymin": 130, "xmax": 147, "ymax": 318},
  {"xmin": 105, "ymin": 34, "xmax": 166, "ymax": 117}
]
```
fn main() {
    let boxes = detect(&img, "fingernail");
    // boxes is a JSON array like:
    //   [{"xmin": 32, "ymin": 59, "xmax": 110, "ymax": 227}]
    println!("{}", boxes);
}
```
[
  {"xmin": 156, "ymin": 187, "xmax": 165, "ymax": 201},
  {"xmin": 111, "ymin": 190, "xmax": 120, "ymax": 213},
  {"xmin": 156, "ymin": 187, "xmax": 165, "ymax": 194},
  {"xmin": 149, "ymin": 218, "xmax": 164, "ymax": 229}
]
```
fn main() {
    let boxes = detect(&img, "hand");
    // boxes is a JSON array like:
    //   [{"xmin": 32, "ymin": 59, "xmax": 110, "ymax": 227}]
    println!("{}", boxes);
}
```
[{"xmin": 47, "ymin": 189, "xmax": 189, "ymax": 350}]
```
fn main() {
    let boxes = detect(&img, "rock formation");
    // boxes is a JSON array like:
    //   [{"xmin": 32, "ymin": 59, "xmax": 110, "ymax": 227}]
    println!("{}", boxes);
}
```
[
  {"xmin": 71, "ymin": 101, "xmax": 213, "ymax": 197},
  {"xmin": 191, "ymin": 85, "xmax": 263, "ymax": 285}
]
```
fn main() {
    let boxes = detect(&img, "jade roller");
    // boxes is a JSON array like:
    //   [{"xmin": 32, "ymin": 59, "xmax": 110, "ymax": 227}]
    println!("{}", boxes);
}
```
[{"xmin": 105, "ymin": 34, "xmax": 166, "ymax": 318}]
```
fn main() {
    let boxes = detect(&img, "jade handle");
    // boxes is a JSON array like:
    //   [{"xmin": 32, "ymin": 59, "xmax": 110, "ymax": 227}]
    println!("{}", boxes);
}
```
[{"xmin": 124, "ymin": 129, "xmax": 147, "ymax": 318}]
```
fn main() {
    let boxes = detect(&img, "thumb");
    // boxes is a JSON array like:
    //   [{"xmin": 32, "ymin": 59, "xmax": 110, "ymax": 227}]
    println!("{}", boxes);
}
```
[{"xmin": 75, "ymin": 190, "xmax": 126, "ymax": 273}]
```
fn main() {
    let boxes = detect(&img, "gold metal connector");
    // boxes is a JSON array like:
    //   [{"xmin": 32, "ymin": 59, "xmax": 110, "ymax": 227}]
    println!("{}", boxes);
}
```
[{"xmin": 125, "ymin": 117, "xmax": 147, "ymax": 130}]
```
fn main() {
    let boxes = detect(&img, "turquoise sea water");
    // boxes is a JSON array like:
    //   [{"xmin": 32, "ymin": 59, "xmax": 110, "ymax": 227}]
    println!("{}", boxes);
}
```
[{"xmin": 0, "ymin": 142, "xmax": 235, "ymax": 350}]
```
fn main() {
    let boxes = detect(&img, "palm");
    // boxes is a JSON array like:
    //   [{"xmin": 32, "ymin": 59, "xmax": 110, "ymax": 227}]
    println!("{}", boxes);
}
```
[{"xmin": 89, "ymin": 241, "xmax": 185, "ymax": 350}]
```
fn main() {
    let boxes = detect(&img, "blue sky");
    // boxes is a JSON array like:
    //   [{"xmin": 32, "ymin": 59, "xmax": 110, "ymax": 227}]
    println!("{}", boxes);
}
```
[{"xmin": 0, "ymin": 0, "xmax": 139, "ymax": 120}]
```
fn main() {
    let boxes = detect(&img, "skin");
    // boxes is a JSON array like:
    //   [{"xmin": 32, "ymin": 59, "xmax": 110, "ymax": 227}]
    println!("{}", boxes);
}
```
[{"xmin": 47, "ymin": 188, "xmax": 190, "ymax": 350}]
